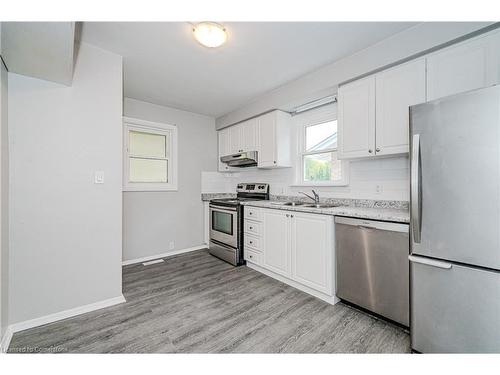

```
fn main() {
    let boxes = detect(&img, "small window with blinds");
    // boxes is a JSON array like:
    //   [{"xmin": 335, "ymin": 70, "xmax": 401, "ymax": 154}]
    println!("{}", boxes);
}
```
[{"xmin": 124, "ymin": 119, "xmax": 178, "ymax": 191}]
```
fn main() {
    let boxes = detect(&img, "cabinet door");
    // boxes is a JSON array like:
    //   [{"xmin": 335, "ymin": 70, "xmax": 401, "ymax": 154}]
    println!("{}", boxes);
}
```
[
  {"xmin": 242, "ymin": 118, "xmax": 258, "ymax": 152},
  {"xmin": 218, "ymin": 128, "xmax": 231, "ymax": 171},
  {"xmin": 218, "ymin": 128, "xmax": 230, "ymax": 156},
  {"xmin": 291, "ymin": 212, "xmax": 333, "ymax": 295},
  {"xmin": 257, "ymin": 112, "xmax": 276, "ymax": 167},
  {"xmin": 427, "ymin": 33, "xmax": 500, "ymax": 101},
  {"xmin": 338, "ymin": 76, "xmax": 376, "ymax": 159},
  {"xmin": 229, "ymin": 124, "xmax": 243, "ymax": 154},
  {"xmin": 262, "ymin": 209, "xmax": 290, "ymax": 277},
  {"xmin": 375, "ymin": 58, "xmax": 426, "ymax": 156}
]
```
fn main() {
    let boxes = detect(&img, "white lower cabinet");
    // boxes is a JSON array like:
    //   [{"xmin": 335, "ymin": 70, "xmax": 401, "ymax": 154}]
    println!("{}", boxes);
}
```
[
  {"xmin": 291, "ymin": 212, "xmax": 333, "ymax": 295},
  {"xmin": 245, "ymin": 207, "xmax": 335, "ymax": 301},
  {"xmin": 262, "ymin": 209, "xmax": 291, "ymax": 277}
]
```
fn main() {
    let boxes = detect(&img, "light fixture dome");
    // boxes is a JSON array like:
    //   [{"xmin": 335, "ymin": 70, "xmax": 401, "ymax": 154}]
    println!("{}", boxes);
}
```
[{"xmin": 192, "ymin": 22, "xmax": 227, "ymax": 48}]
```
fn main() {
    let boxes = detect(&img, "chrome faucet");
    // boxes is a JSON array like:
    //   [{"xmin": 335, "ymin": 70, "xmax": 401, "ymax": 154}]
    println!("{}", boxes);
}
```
[{"xmin": 299, "ymin": 190, "xmax": 320, "ymax": 204}]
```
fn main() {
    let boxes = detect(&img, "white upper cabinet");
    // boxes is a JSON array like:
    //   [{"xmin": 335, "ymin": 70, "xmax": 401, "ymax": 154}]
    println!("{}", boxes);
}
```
[
  {"xmin": 338, "ymin": 76, "xmax": 376, "ymax": 159},
  {"xmin": 257, "ymin": 112, "xmax": 276, "ymax": 167},
  {"xmin": 216, "ymin": 110, "xmax": 291, "ymax": 171},
  {"xmin": 218, "ymin": 127, "xmax": 232, "ymax": 172},
  {"xmin": 427, "ymin": 31, "xmax": 500, "ymax": 101},
  {"xmin": 257, "ymin": 110, "xmax": 292, "ymax": 168},
  {"xmin": 242, "ymin": 118, "xmax": 258, "ymax": 152},
  {"xmin": 229, "ymin": 123, "xmax": 244, "ymax": 154},
  {"xmin": 218, "ymin": 127, "xmax": 231, "ymax": 156},
  {"xmin": 226, "ymin": 118, "xmax": 259, "ymax": 155},
  {"xmin": 339, "ymin": 60, "xmax": 426, "ymax": 159},
  {"xmin": 375, "ymin": 58, "xmax": 426, "ymax": 156},
  {"xmin": 338, "ymin": 30, "xmax": 500, "ymax": 160}
]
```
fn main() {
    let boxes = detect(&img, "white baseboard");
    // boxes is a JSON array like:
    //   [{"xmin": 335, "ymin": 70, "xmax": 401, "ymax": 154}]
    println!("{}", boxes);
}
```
[
  {"xmin": 6, "ymin": 294, "xmax": 126, "ymax": 343},
  {"xmin": 246, "ymin": 262, "xmax": 340, "ymax": 306},
  {"xmin": 1, "ymin": 326, "xmax": 13, "ymax": 353},
  {"xmin": 122, "ymin": 245, "xmax": 207, "ymax": 266}
]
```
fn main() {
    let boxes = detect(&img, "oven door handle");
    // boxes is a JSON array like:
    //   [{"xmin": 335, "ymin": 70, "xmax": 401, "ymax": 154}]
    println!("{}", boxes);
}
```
[{"xmin": 209, "ymin": 204, "xmax": 238, "ymax": 212}]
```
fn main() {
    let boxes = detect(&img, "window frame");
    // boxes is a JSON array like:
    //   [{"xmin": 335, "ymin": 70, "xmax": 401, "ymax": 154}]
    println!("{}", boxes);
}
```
[
  {"xmin": 294, "ymin": 107, "xmax": 349, "ymax": 187},
  {"xmin": 123, "ymin": 117, "xmax": 178, "ymax": 192}
]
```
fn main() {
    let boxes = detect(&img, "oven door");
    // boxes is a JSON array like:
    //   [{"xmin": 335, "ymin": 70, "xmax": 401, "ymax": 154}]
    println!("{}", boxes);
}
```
[{"xmin": 209, "ymin": 204, "xmax": 238, "ymax": 248}]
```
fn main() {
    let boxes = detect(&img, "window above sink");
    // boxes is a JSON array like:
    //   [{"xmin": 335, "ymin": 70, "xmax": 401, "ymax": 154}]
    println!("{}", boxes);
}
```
[{"xmin": 294, "ymin": 105, "xmax": 349, "ymax": 187}]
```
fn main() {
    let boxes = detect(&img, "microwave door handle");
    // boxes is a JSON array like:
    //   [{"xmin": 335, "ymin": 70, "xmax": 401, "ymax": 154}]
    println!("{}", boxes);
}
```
[{"xmin": 411, "ymin": 134, "xmax": 421, "ymax": 243}]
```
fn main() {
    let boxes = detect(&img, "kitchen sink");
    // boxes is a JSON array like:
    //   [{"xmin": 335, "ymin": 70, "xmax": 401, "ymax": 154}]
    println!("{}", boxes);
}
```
[
  {"xmin": 282, "ymin": 201, "xmax": 305, "ymax": 206},
  {"xmin": 303, "ymin": 203, "xmax": 343, "ymax": 208}
]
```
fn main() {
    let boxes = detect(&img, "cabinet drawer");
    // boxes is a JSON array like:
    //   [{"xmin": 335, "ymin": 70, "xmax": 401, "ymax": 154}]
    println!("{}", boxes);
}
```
[
  {"xmin": 244, "ymin": 249, "xmax": 262, "ymax": 265},
  {"xmin": 244, "ymin": 220, "xmax": 261, "ymax": 236},
  {"xmin": 244, "ymin": 234, "xmax": 261, "ymax": 251},
  {"xmin": 244, "ymin": 207, "xmax": 262, "ymax": 221}
]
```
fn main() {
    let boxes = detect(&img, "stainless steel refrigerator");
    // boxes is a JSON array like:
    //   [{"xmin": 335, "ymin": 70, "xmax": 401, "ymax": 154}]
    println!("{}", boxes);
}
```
[{"xmin": 409, "ymin": 85, "xmax": 500, "ymax": 353}]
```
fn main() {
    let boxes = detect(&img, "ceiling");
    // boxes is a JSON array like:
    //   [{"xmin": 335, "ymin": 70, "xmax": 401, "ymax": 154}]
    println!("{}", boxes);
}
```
[{"xmin": 81, "ymin": 22, "xmax": 418, "ymax": 117}]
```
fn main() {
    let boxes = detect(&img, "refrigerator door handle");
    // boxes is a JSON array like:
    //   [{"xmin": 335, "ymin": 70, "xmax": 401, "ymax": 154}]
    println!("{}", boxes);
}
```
[
  {"xmin": 411, "ymin": 134, "xmax": 421, "ymax": 243},
  {"xmin": 409, "ymin": 255, "xmax": 452, "ymax": 269}
]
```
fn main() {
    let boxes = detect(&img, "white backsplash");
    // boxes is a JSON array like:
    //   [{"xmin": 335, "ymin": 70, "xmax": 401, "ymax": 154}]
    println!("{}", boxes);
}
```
[{"xmin": 202, "ymin": 155, "xmax": 409, "ymax": 201}]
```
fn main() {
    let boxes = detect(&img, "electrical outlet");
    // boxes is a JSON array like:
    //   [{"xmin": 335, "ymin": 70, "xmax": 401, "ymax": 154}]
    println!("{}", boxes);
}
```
[
  {"xmin": 375, "ymin": 185, "xmax": 383, "ymax": 194},
  {"xmin": 94, "ymin": 171, "xmax": 104, "ymax": 184},
  {"xmin": 169, "ymin": 241, "xmax": 175, "ymax": 250}
]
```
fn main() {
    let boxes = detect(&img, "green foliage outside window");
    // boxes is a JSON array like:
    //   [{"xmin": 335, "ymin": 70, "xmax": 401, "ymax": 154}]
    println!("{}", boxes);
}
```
[{"xmin": 304, "ymin": 155, "xmax": 331, "ymax": 181}]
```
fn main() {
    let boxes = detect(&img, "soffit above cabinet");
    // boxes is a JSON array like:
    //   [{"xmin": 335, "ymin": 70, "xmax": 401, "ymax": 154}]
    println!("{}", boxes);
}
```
[{"xmin": 1, "ymin": 22, "xmax": 77, "ymax": 86}]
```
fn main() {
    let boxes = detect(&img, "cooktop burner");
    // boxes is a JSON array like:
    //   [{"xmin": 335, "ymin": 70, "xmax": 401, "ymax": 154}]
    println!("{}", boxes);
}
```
[{"xmin": 209, "ymin": 183, "xmax": 270, "ymax": 207}]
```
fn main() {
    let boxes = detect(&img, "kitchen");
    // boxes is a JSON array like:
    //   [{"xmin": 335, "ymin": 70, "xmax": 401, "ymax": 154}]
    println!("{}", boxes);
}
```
[{"xmin": 0, "ymin": 7, "xmax": 499, "ymax": 370}]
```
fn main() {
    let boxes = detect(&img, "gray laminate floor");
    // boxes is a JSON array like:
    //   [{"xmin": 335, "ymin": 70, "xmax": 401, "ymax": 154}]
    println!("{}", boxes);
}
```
[{"xmin": 8, "ymin": 249, "xmax": 410, "ymax": 353}]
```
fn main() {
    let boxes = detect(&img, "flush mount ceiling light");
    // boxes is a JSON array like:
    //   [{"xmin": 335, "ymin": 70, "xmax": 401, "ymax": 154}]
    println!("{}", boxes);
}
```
[{"xmin": 192, "ymin": 22, "xmax": 227, "ymax": 48}]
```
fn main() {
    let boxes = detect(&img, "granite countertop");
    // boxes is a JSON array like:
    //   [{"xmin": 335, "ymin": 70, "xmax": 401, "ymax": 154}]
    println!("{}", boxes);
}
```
[{"xmin": 240, "ymin": 200, "xmax": 409, "ymax": 224}]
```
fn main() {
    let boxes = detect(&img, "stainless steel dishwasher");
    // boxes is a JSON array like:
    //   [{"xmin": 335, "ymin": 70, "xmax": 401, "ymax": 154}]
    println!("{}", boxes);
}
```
[{"xmin": 335, "ymin": 217, "xmax": 410, "ymax": 326}]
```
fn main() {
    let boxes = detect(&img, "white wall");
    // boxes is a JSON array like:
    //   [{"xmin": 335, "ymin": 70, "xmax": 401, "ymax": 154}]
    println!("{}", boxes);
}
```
[
  {"xmin": 204, "ymin": 105, "xmax": 409, "ymax": 202},
  {"xmin": 0, "ymin": 24, "xmax": 10, "ymax": 343},
  {"xmin": 216, "ymin": 22, "xmax": 494, "ymax": 128},
  {"xmin": 123, "ymin": 98, "xmax": 217, "ymax": 262},
  {"xmin": 8, "ymin": 42, "xmax": 123, "ymax": 324}
]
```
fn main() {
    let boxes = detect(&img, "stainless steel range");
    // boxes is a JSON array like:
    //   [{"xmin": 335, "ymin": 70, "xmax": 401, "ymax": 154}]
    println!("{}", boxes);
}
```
[{"xmin": 209, "ymin": 183, "xmax": 269, "ymax": 266}]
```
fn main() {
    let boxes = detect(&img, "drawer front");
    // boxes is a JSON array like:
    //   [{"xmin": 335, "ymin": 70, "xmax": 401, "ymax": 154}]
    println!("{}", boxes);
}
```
[
  {"xmin": 244, "ymin": 207, "xmax": 262, "ymax": 221},
  {"xmin": 244, "ymin": 220, "xmax": 262, "ymax": 236},
  {"xmin": 244, "ymin": 234, "xmax": 261, "ymax": 251},
  {"xmin": 244, "ymin": 249, "xmax": 262, "ymax": 265}
]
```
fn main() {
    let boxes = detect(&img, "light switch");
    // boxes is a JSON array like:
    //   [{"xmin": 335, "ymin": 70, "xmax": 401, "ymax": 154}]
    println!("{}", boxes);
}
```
[{"xmin": 94, "ymin": 171, "xmax": 105, "ymax": 184}]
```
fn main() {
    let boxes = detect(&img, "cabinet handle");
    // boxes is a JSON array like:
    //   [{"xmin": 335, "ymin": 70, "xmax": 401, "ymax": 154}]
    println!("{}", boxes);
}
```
[
  {"xmin": 368, "ymin": 149, "xmax": 373, "ymax": 154},
  {"xmin": 249, "ymin": 241, "xmax": 253, "ymax": 244},
  {"xmin": 290, "ymin": 215, "xmax": 294, "ymax": 218},
  {"xmin": 376, "ymin": 147, "xmax": 381, "ymax": 152},
  {"xmin": 249, "ymin": 226, "xmax": 253, "ymax": 230},
  {"xmin": 249, "ymin": 255, "xmax": 253, "ymax": 259},
  {"xmin": 249, "ymin": 212, "xmax": 253, "ymax": 215},
  {"xmin": 286, "ymin": 214, "xmax": 290, "ymax": 217},
  {"xmin": 273, "ymin": 161, "xmax": 277, "ymax": 164}
]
